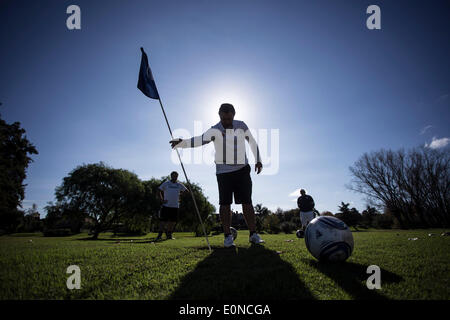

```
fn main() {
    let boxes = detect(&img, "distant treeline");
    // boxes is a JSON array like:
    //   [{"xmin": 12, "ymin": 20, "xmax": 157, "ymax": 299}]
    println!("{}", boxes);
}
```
[{"xmin": 226, "ymin": 202, "xmax": 395, "ymax": 234}]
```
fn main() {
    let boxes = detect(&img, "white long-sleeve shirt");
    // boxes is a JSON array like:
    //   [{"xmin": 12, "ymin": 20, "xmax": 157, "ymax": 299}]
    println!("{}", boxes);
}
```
[{"xmin": 174, "ymin": 120, "xmax": 261, "ymax": 174}]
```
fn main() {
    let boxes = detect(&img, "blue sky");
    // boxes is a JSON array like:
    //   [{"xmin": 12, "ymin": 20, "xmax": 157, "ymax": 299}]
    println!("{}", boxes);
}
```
[{"xmin": 1, "ymin": 0, "xmax": 449, "ymax": 215}]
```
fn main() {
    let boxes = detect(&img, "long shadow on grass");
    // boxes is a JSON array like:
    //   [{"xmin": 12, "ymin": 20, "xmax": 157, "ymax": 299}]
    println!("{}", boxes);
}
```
[
  {"xmin": 304, "ymin": 259, "xmax": 403, "ymax": 299},
  {"xmin": 75, "ymin": 237, "xmax": 164, "ymax": 244},
  {"xmin": 169, "ymin": 245, "xmax": 315, "ymax": 300}
]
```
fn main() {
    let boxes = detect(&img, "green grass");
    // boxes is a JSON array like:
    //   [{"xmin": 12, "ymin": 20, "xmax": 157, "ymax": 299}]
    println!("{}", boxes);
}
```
[{"xmin": 0, "ymin": 229, "xmax": 449, "ymax": 299}]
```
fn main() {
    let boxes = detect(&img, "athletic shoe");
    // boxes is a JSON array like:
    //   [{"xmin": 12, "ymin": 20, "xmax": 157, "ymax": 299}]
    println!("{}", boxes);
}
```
[
  {"xmin": 155, "ymin": 235, "xmax": 162, "ymax": 241},
  {"xmin": 166, "ymin": 234, "xmax": 175, "ymax": 240},
  {"xmin": 224, "ymin": 234, "xmax": 235, "ymax": 248},
  {"xmin": 249, "ymin": 233, "xmax": 265, "ymax": 244}
]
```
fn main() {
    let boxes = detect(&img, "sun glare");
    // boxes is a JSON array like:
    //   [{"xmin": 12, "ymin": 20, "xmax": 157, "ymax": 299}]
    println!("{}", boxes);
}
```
[{"xmin": 197, "ymin": 79, "xmax": 256, "ymax": 126}]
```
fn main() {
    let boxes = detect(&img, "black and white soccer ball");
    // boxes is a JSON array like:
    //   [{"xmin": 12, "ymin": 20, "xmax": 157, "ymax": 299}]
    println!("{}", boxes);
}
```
[
  {"xmin": 296, "ymin": 229, "xmax": 304, "ymax": 238},
  {"xmin": 305, "ymin": 216, "xmax": 354, "ymax": 262},
  {"xmin": 230, "ymin": 227, "xmax": 238, "ymax": 240}
]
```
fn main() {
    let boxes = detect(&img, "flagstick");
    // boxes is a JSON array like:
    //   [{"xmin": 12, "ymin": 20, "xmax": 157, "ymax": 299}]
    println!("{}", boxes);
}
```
[{"xmin": 157, "ymin": 97, "xmax": 212, "ymax": 252}]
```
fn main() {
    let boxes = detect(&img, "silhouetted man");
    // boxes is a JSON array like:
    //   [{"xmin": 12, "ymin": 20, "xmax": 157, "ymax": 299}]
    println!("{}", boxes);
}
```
[
  {"xmin": 170, "ymin": 103, "xmax": 264, "ymax": 247},
  {"xmin": 297, "ymin": 189, "xmax": 315, "ymax": 238},
  {"xmin": 156, "ymin": 171, "xmax": 187, "ymax": 240}
]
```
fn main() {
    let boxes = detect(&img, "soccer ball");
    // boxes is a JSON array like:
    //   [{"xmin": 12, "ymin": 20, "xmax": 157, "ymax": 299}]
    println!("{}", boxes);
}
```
[
  {"xmin": 296, "ymin": 229, "xmax": 304, "ymax": 238},
  {"xmin": 304, "ymin": 216, "xmax": 354, "ymax": 262},
  {"xmin": 230, "ymin": 227, "xmax": 238, "ymax": 240}
]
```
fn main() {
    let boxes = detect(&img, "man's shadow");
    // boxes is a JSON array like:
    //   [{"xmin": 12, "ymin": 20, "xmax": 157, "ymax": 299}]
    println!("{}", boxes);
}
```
[
  {"xmin": 75, "ymin": 236, "xmax": 165, "ymax": 244},
  {"xmin": 170, "ymin": 245, "xmax": 315, "ymax": 300},
  {"xmin": 303, "ymin": 258, "xmax": 403, "ymax": 299}
]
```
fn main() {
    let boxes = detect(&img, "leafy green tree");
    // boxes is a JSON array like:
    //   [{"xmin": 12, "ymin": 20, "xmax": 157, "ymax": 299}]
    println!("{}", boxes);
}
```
[
  {"xmin": 283, "ymin": 208, "xmax": 300, "ymax": 223},
  {"xmin": 335, "ymin": 202, "xmax": 362, "ymax": 230},
  {"xmin": 279, "ymin": 221, "xmax": 296, "ymax": 234},
  {"xmin": 114, "ymin": 178, "xmax": 163, "ymax": 235},
  {"xmin": 263, "ymin": 214, "xmax": 281, "ymax": 234},
  {"xmin": 253, "ymin": 204, "xmax": 271, "ymax": 232},
  {"xmin": 43, "ymin": 201, "xmax": 86, "ymax": 234},
  {"xmin": 374, "ymin": 210, "xmax": 394, "ymax": 229},
  {"xmin": 138, "ymin": 178, "xmax": 164, "ymax": 233},
  {"xmin": 254, "ymin": 203, "xmax": 270, "ymax": 217},
  {"xmin": 255, "ymin": 214, "xmax": 265, "ymax": 233},
  {"xmin": 274, "ymin": 207, "xmax": 284, "ymax": 223},
  {"xmin": 0, "ymin": 106, "xmax": 38, "ymax": 232},
  {"xmin": 194, "ymin": 213, "xmax": 216, "ymax": 237},
  {"xmin": 55, "ymin": 162, "xmax": 144, "ymax": 239},
  {"xmin": 18, "ymin": 203, "xmax": 43, "ymax": 232},
  {"xmin": 177, "ymin": 182, "xmax": 215, "ymax": 236},
  {"xmin": 361, "ymin": 205, "xmax": 380, "ymax": 228}
]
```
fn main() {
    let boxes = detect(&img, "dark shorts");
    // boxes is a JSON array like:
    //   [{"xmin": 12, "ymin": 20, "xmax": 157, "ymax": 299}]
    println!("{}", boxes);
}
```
[
  {"xmin": 159, "ymin": 206, "xmax": 178, "ymax": 222},
  {"xmin": 216, "ymin": 164, "xmax": 252, "ymax": 205}
]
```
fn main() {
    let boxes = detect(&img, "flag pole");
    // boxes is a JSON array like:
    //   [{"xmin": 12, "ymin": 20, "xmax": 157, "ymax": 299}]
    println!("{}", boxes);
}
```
[
  {"xmin": 157, "ymin": 97, "xmax": 212, "ymax": 252},
  {"xmin": 138, "ymin": 47, "xmax": 211, "ymax": 252}
]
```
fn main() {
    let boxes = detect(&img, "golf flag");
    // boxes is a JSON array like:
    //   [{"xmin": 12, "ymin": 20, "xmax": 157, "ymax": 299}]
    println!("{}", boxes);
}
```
[
  {"xmin": 137, "ymin": 47, "xmax": 160, "ymax": 99},
  {"xmin": 135, "ymin": 47, "xmax": 212, "ymax": 252}
]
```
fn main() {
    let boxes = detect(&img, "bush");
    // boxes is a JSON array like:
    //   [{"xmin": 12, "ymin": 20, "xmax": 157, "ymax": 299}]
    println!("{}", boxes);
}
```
[
  {"xmin": 17, "ymin": 216, "xmax": 43, "ymax": 233},
  {"xmin": 193, "ymin": 214, "xmax": 216, "ymax": 237},
  {"xmin": 291, "ymin": 216, "xmax": 301, "ymax": 228},
  {"xmin": 43, "ymin": 228, "xmax": 72, "ymax": 237},
  {"xmin": 255, "ymin": 215, "xmax": 265, "ymax": 233},
  {"xmin": 280, "ymin": 221, "xmax": 296, "ymax": 234},
  {"xmin": 373, "ymin": 214, "xmax": 394, "ymax": 229},
  {"xmin": 116, "ymin": 214, "xmax": 150, "ymax": 235},
  {"xmin": 194, "ymin": 223, "xmax": 211, "ymax": 237},
  {"xmin": 263, "ymin": 214, "xmax": 281, "ymax": 234}
]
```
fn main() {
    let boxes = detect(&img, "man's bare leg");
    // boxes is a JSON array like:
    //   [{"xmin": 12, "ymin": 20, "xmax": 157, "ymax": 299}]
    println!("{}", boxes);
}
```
[
  {"xmin": 220, "ymin": 204, "xmax": 232, "ymax": 234},
  {"xmin": 166, "ymin": 221, "xmax": 176, "ymax": 238},
  {"xmin": 157, "ymin": 221, "xmax": 166, "ymax": 240},
  {"xmin": 242, "ymin": 203, "xmax": 256, "ymax": 232}
]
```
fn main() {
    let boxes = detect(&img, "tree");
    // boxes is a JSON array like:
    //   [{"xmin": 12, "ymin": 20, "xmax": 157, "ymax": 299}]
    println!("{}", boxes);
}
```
[
  {"xmin": 283, "ymin": 208, "xmax": 299, "ymax": 223},
  {"xmin": 43, "ymin": 201, "xmax": 86, "ymax": 234},
  {"xmin": 254, "ymin": 203, "xmax": 270, "ymax": 217},
  {"xmin": 55, "ymin": 162, "xmax": 144, "ymax": 239},
  {"xmin": 274, "ymin": 207, "xmax": 284, "ymax": 223},
  {"xmin": 335, "ymin": 202, "xmax": 361, "ymax": 230},
  {"xmin": 360, "ymin": 205, "xmax": 380, "ymax": 228},
  {"xmin": 177, "ymin": 182, "xmax": 216, "ymax": 236},
  {"xmin": 0, "ymin": 106, "xmax": 38, "ymax": 232},
  {"xmin": 374, "ymin": 209, "xmax": 395, "ymax": 229},
  {"xmin": 137, "ymin": 178, "xmax": 164, "ymax": 233},
  {"xmin": 18, "ymin": 203, "xmax": 43, "ymax": 232},
  {"xmin": 349, "ymin": 147, "xmax": 450, "ymax": 228},
  {"xmin": 263, "ymin": 214, "xmax": 281, "ymax": 234}
]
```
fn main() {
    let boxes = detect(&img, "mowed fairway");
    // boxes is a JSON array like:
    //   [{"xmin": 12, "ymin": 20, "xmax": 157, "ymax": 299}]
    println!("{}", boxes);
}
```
[{"xmin": 0, "ymin": 230, "xmax": 449, "ymax": 300}]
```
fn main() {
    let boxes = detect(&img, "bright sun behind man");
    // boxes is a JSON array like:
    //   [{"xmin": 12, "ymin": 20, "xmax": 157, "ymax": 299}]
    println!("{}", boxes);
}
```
[{"xmin": 197, "ymin": 76, "xmax": 257, "ymax": 125}]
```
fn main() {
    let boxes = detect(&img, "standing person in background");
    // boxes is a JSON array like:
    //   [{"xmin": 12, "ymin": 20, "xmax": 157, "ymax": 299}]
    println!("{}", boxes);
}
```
[
  {"xmin": 156, "ymin": 171, "xmax": 188, "ymax": 240},
  {"xmin": 297, "ymin": 189, "xmax": 315, "ymax": 238}
]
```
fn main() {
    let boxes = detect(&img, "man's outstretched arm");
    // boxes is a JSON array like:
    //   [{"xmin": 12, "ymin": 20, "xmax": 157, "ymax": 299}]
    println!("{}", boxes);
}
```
[{"xmin": 170, "ymin": 127, "xmax": 217, "ymax": 149}]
